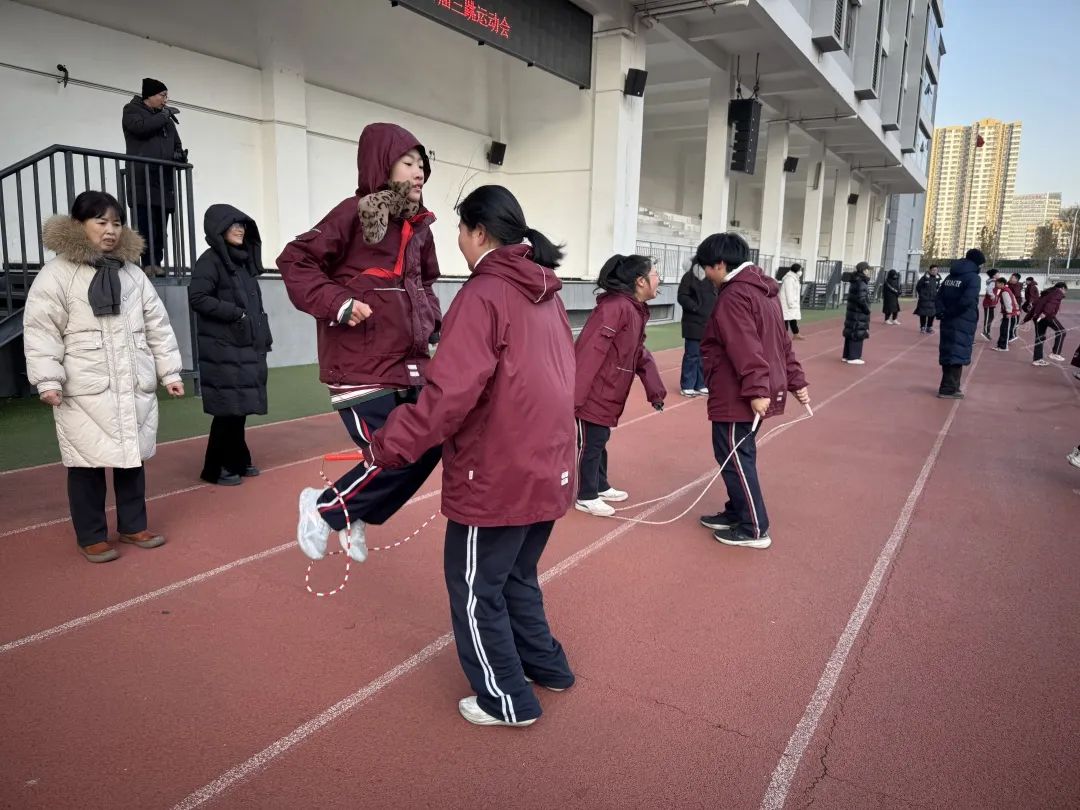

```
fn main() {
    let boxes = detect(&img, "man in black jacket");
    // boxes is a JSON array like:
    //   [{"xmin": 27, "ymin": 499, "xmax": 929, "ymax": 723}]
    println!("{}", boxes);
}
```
[
  {"xmin": 677, "ymin": 265, "xmax": 718, "ymax": 396},
  {"xmin": 122, "ymin": 77, "xmax": 186, "ymax": 274}
]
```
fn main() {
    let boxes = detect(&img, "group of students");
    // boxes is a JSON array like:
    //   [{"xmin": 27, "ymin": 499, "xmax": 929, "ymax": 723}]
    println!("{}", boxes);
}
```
[
  {"xmin": 276, "ymin": 122, "xmax": 809, "ymax": 728},
  {"xmin": 977, "ymin": 267, "xmax": 1071, "ymax": 366}
]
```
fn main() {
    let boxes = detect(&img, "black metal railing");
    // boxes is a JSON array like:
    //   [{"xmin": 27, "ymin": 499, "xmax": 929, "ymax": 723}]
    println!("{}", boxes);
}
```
[{"xmin": 1, "ymin": 144, "xmax": 197, "ymax": 318}]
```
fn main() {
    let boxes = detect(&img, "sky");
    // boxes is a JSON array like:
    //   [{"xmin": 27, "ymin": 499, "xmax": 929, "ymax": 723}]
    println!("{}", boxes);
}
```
[{"xmin": 933, "ymin": 0, "xmax": 1078, "ymax": 204}]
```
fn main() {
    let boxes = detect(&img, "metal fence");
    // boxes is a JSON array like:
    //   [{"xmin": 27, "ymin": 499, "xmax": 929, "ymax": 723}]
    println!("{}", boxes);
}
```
[{"xmin": 636, "ymin": 240, "xmax": 694, "ymax": 284}]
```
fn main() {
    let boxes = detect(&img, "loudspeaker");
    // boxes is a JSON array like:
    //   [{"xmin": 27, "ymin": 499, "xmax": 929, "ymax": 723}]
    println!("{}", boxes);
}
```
[
  {"xmin": 728, "ymin": 98, "xmax": 762, "ymax": 174},
  {"xmin": 487, "ymin": 141, "xmax": 507, "ymax": 166},
  {"xmin": 783, "ymin": 156, "xmax": 799, "ymax": 173},
  {"xmin": 623, "ymin": 68, "xmax": 648, "ymax": 97},
  {"xmin": 847, "ymin": 192, "xmax": 860, "ymax": 205}
]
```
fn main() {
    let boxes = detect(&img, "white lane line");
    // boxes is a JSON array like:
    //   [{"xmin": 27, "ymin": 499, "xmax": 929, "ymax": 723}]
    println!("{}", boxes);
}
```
[
  {"xmin": 0, "ymin": 411, "xmax": 338, "ymax": 478},
  {"xmin": 170, "ymin": 330, "xmax": 909, "ymax": 810},
  {"xmin": 0, "ymin": 450, "xmax": 346, "ymax": 540},
  {"xmin": 759, "ymin": 345, "xmax": 985, "ymax": 810},
  {"xmin": 0, "ymin": 489, "xmax": 442, "ymax": 655}
]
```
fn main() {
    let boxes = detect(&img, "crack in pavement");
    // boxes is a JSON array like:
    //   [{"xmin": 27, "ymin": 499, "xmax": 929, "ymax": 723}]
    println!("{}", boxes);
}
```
[{"xmin": 574, "ymin": 671, "xmax": 783, "ymax": 755}]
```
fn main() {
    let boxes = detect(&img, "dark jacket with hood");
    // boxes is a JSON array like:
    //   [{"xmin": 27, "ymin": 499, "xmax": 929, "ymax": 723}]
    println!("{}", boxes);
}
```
[
  {"xmin": 677, "ymin": 268, "xmax": 718, "ymax": 340},
  {"xmin": 122, "ymin": 96, "xmax": 184, "ymax": 208},
  {"xmin": 188, "ymin": 204, "xmax": 271, "ymax": 416},
  {"xmin": 935, "ymin": 258, "xmax": 981, "ymax": 366},
  {"xmin": 701, "ymin": 264, "xmax": 807, "ymax": 423},
  {"xmin": 1023, "ymin": 279, "xmax": 1041, "ymax": 311},
  {"xmin": 1024, "ymin": 286, "xmax": 1066, "ymax": 323},
  {"xmin": 574, "ymin": 292, "xmax": 666, "ymax": 427},
  {"xmin": 277, "ymin": 123, "xmax": 441, "ymax": 388},
  {"xmin": 843, "ymin": 273, "xmax": 872, "ymax": 341},
  {"xmin": 369, "ymin": 244, "xmax": 576, "ymax": 527},
  {"xmin": 882, "ymin": 271, "xmax": 902, "ymax": 316},
  {"xmin": 914, "ymin": 272, "xmax": 940, "ymax": 316}
]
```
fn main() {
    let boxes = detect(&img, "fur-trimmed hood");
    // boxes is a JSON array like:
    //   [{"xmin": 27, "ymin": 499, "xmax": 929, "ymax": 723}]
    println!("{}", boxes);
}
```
[{"xmin": 42, "ymin": 216, "xmax": 145, "ymax": 266}]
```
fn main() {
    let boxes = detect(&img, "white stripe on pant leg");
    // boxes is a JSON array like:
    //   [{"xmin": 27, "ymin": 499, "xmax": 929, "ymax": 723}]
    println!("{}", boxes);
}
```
[
  {"xmin": 731, "ymin": 423, "xmax": 761, "ymax": 538},
  {"xmin": 465, "ymin": 526, "xmax": 516, "ymax": 722},
  {"xmin": 320, "ymin": 462, "xmax": 379, "ymax": 508},
  {"xmin": 463, "ymin": 528, "xmax": 499, "ymax": 710},
  {"xmin": 350, "ymin": 407, "xmax": 370, "ymax": 445}
]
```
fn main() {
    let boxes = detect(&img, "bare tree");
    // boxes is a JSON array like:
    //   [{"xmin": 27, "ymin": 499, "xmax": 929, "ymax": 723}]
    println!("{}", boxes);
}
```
[
  {"xmin": 1031, "ymin": 225, "xmax": 1059, "ymax": 263},
  {"xmin": 978, "ymin": 224, "xmax": 1000, "ymax": 266}
]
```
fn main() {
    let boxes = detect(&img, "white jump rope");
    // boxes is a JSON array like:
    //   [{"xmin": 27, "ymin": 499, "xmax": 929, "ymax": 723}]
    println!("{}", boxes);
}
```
[{"xmin": 604, "ymin": 401, "xmax": 815, "ymax": 527}]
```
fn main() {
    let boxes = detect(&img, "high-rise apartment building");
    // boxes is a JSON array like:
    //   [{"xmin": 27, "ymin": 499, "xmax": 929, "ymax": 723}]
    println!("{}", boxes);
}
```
[
  {"xmin": 923, "ymin": 118, "xmax": 1022, "ymax": 260},
  {"xmin": 1001, "ymin": 192, "xmax": 1062, "ymax": 259}
]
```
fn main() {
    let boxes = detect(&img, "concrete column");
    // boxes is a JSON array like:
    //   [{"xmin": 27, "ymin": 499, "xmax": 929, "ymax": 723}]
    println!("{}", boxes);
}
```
[
  {"xmin": 759, "ymin": 121, "xmax": 790, "ymax": 262},
  {"xmin": 851, "ymin": 180, "xmax": 873, "ymax": 262},
  {"xmin": 700, "ymin": 70, "xmax": 733, "ymax": 237},
  {"xmin": 587, "ymin": 31, "xmax": 647, "ymax": 273},
  {"xmin": 830, "ymin": 164, "xmax": 852, "ymax": 262},
  {"xmin": 800, "ymin": 140, "xmax": 827, "ymax": 266},
  {"xmin": 868, "ymin": 190, "xmax": 888, "ymax": 266},
  {"xmin": 257, "ymin": 8, "xmax": 310, "ymax": 258}
]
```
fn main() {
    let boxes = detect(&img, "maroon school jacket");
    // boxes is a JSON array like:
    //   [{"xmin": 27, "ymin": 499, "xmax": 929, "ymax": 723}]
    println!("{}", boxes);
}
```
[
  {"xmin": 1024, "ymin": 286, "xmax": 1065, "ymax": 322},
  {"xmin": 1023, "ymin": 280, "xmax": 1041, "ymax": 310},
  {"xmin": 700, "ymin": 264, "xmax": 807, "ymax": 423},
  {"xmin": 574, "ymin": 292, "xmax": 666, "ymax": 427},
  {"xmin": 369, "ymin": 244, "xmax": 576, "ymax": 528},
  {"xmin": 277, "ymin": 123, "xmax": 441, "ymax": 387}
]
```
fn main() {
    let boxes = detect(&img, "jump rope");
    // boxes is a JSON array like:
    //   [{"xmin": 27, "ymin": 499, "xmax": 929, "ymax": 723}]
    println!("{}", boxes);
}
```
[{"xmin": 304, "ymin": 402, "xmax": 815, "ymax": 596}]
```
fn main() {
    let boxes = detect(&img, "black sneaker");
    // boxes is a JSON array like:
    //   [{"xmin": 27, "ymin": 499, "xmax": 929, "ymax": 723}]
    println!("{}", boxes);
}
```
[
  {"xmin": 713, "ymin": 527, "xmax": 772, "ymax": 549},
  {"xmin": 700, "ymin": 513, "xmax": 735, "ymax": 530}
]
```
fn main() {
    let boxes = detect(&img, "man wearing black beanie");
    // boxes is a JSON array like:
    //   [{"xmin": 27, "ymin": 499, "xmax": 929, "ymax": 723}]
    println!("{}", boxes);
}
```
[{"xmin": 122, "ymin": 77, "xmax": 186, "ymax": 275}]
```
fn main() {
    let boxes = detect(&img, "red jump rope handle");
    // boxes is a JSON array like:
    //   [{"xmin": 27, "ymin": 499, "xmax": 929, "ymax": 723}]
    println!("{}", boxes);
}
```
[{"xmin": 323, "ymin": 451, "xmax": 366, "ymax": 462}]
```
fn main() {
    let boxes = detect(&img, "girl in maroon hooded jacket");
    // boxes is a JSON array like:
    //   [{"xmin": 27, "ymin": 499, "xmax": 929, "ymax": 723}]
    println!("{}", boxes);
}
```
[
  {"xmin": 573, "ymin": 254, "xmax": 667, "ymax": 517},
  {"xmin": 279, "ymin": 123, "xmax": 443, "ymax": 564},
  {"xmin": 1023, "ymin": 281, "xmax": 1068, "ymax": 366},
  {"xmin": 367, "ymin": 185, "xmax": 577, "ymax": 728}
]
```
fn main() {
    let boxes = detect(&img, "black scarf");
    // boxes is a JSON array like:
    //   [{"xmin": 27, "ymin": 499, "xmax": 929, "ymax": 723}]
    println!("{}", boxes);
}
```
[
  {"xmin": 227, "ymin": 244, "xmax": 250, "ymax": 272},
  {"xmin": 88, "ymin": 255, "xmax": 124, "ymax": 316}
]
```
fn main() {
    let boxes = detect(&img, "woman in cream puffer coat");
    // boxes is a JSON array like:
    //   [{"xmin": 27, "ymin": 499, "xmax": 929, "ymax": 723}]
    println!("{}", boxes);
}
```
[{"xmin": 23, "ymin": 191, "xmax": 184, "ymax": 563}]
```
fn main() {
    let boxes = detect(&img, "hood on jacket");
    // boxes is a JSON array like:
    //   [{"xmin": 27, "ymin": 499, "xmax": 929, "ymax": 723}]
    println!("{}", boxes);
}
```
[
  {"xmin": 42, "ymin": 215, "xmax": 145, "ymax": 266},
  {"xmin": 726, "ymin": 264, "xmax": 778, "ymax": 298},
  {"xmin": 596, "ymin": 290, "xmax": 650, "ymax": 320},
  {"xmin": 203, "ymin": 203, "xmax": 263, "ymax": 274},
  {"xmin": 474, "ymin": 244, "xmax": 563, "ymax": 304},
  {"xmin": 356, "ymin": 123, "xmax": 431, "ymax": 197},
  {"xmin": 948, "ymin": 257, "xmax": 981, "ymax": 278}
]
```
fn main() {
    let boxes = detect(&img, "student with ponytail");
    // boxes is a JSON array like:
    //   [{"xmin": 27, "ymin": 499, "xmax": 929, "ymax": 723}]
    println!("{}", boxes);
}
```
[
  {"xmin": 367, "ymin": 185, "xmax": 577, "ymax": 728},
  {"xmin": 573, "ymin": 254, "xmax": 667, "ymax": 517}
]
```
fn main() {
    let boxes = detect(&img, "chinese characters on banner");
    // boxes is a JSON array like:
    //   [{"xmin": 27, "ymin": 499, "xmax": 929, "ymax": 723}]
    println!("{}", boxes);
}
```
[{"xmin": 436, "ymin": 0, "xmax": 511, "ymax": 38}]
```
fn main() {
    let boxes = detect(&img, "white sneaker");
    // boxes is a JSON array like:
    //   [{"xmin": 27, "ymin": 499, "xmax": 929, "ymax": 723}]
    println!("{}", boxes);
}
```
[
  {"xmin": 991, "ymin": 347, "xmax": 1008, "ymax": 352},
  {"xmin": 339, "ymin": 521, "xmax": 368, "ymax": 563},
  {"xmin": 457, "ymin": 696, "xmax": 536, "ymax": 727},
  {"xmin": 847, "ymin": 359, "xmax": 866, "ymax": 365},
  {"xmin": 297, "ymin": 488, "xmax": 331, "ymax": 560},
  {"xmin": 893, "ymin": 320, "xmax": 902, "ymax": 326},
  {"xmin": 524, "ymin": 675, "xmax": 567, "ymax": 692},
  {"xmin": 598, "ymin": 487, "xmax": 628, "ymax": 502},
  {"xmin": 680, "ymin": 389, "xmax": 698, "ymax": 397},
  {"xmin": 1068, "ymin": 450, "xmax": 1080, "ymax": 469},
  {"xmin": 1033, "ymin": 360, "xmax": 1050, "ymax": 367},
  {"xmin": 1074, "ymin": 371, "xmax": 1080, "ymax": 380},
  {"xmin": 575, "ymin": 498, "xmax": 615, "ymax": 517},
  {"xmin": 696, "ymin": 387, "xmax": 709, "ymax": 395},
  {"xmin": 1049, "ymin": 354, "xmax": 1066, "ymax": 362},
  {"xmin": 841, "ymin": 358, "xmax": 849, "ymax": 364}
]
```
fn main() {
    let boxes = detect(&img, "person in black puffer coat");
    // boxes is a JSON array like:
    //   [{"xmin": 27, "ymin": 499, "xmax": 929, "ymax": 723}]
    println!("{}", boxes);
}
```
[
  {"xmin": 188, "ymin": 204, "xmax": 272, "ymax": 485},
  {"xmin": 677, "ymin": 264, "xmax": 719, "ymax": 395},
  {"xmin": 842, "ymin": 262, "xmax": 872, "ymax": 364},
  {"xmin": 935, "ymin": 249, "xmax": 984, "ymax": 398},
  {"xmin": 914, "ymin": 265, "xmax": 941, "ymax": 333},
  {"xmin": 882, "ymin": 269, "xmax": 902, "ymax": 324}
]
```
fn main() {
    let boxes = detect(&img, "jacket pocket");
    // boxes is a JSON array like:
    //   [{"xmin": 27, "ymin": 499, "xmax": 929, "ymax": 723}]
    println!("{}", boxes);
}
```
[
  {"xmin": 359, "ymin": 288, "xmax": 412, "ymax": 358},
  {"xmin": 62, "ymin": 331, "xmax": 110, "ymax": 396},
  {"xmin": 131, "ymin": 331, "xmax": 159, "ymax": 393}
]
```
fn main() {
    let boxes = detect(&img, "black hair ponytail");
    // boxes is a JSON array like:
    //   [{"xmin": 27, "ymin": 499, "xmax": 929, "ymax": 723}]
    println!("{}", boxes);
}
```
[
  {"xmin": 456, "ymin": 185, "xmax": 565, "ymax": 269},
  {"xmin": 597, "ymin": 254, "xmax": 653, "ymax": 294}
]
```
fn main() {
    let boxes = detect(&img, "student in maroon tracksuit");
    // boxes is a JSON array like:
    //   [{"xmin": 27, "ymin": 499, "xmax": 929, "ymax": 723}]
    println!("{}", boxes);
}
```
[
  {"xmin": 1023, "ymin": 281, "xmax": 1068, "ymax": 366},
  {"xmin": 279, "ymin": 123, "xmax": 443, "ymax": 563},
  {"xmin": 991, "ymin": 277, "xmax": 1020, "ymax": 351},
  {"xmin": 1007, "ymin": 273, "xmax": 1024, "ymax": 341},
  {"xmin": 368, "ymin": 185, "xmax": 576, "ymax": 728},
  {"xmin": 695, "ymin": 233, "xmax": 810, "ymax": 549},
  {"xmin": 1023, "ymin": 276, "xmax": 1040, "ymax": 313},
  {"xmin": 573, "ymin": 254, "xmax": 667, "ymax": 518}
]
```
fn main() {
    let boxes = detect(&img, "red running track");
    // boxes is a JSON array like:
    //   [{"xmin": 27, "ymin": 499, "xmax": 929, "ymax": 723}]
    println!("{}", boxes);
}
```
[{"xmin": 0, "ymin": 313, "xmax": 1077, "ymax": 809}]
